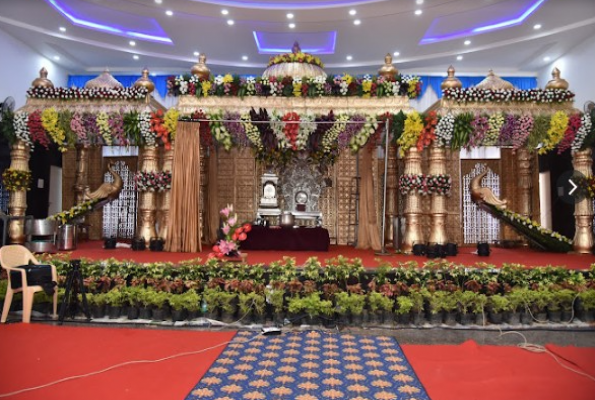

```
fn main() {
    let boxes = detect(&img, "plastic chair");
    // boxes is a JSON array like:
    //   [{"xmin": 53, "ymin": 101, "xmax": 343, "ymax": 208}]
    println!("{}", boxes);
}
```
[{"xmin": 0, "ymin": 245, "xmax": 58, "ymax": 323}]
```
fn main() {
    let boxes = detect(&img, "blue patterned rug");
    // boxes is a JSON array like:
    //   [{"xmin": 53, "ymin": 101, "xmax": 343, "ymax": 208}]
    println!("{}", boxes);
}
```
[{"xmin": 185, "ymin": 330, "xmax": 430, "ymax": 400}]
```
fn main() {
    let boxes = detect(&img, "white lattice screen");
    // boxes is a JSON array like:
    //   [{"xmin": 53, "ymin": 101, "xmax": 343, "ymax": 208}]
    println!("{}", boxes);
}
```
[
  {"xmin": 462, "ymin": 163, "xmax": 501, "ymax": 244},
  {"xmin": 102, "ymin": 160, "xmax": 138, "ymax": 239}
]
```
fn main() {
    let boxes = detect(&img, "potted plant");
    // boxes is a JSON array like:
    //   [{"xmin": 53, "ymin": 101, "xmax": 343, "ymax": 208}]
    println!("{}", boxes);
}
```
[
  {"xmin": 138, "ymin": 289, "xmax": 155, "ymax": 320},
  {"xmin": 238, "ymin": 292, "xmax": 266, "ymax": 325},
  {"xmin": 168, "ymin": 293, "xmax": 188, "ymax": 322},
  {"xmin": 219, "ymin": 291, "xmax": 238, "ymax": 323},
  {"xmin": 265, "ymin": 286, "xmax": 285, "ymax": 324},
  {"xmin": 349, "ymin": 292, "xmax": 367, "ymax": 325},
  {"xmin": 183, "ymin": 290, "xmax": 202, "ymax": 320},
  {"xmin": 395, "ymin": 296, "xmax": 414, "ymax": 325},
  {"xmin": 486, "ymin": 294, "xmax": 511, "ymax": 325},
  {"xmin": 548, "ymin": 288, "xmax": 576, "ymax": 323},
  {"xmin": 408, "ymin": 289, "xmax": 426, "ymax": 325},
  {"xmin": 87, "ymin": 292, "xmax": 108, "ymax": 319},
  {"xmin": 287, "ymin": 293, "xmax": 333, "ymax": 326},
  {"xmin": 120, "ymin": 286, "xmax": 143, "ymax": 320},
  {"xmin": 201, "ymin": 287, "xmax": 222, "ymax": 320},
  {"xmin": 105, "ymin": 288, "xmax": 124, "ymax": 319},
  {"xmin": 457, "ymin": 291, "xmax": 488, "ymax": 325},
  {"xmin": 334, "ymin": 291, "xmax": 351, "ymax": 325},
  {"xmin": 505, "ymin": 288, "xmax": 528, "ymax": 325},
  {"xmin": 367, "ymin": 291, "xmax": 394, "ymax": 325},
  {"xmin": 577, "ymin": 289, "xmax": 595, "ymax": 323}
]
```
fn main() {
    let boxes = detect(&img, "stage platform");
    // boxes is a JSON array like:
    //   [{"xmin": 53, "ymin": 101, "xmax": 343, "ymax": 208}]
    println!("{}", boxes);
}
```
[{"xmin": 60, "ymin": 240, "xmax": 595, "ymax": 270}]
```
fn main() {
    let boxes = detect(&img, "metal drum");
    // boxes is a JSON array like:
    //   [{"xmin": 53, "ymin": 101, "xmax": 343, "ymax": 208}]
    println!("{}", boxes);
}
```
[
  {"xmin": 25, "ymin": 219, "xmax": 57, "ymax": 253},
  {"xmin": 57, "ymin": 224, "xmax": 77, "ymax": 251},
  {"xmin": 280, "ymin": 212, "xmax": 295, "ymax": 228}
]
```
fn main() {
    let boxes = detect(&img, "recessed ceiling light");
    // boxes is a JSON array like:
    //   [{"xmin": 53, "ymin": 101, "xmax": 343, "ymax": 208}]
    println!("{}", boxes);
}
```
[
  {"xmin": 543, "ymin": 56, "xmax": 551, "ymax": 62},
  {"xmin": 221, "ymin": 9, "xmax": 229, "ymax": 15},
  {"xmin": 242, "ymin": 55, "xmax": 248, "ymax": 61},
  {"xmin": 346, "ymin": 55, "xmax": 353, "ymax": 61},
  {"xmin": 534, "ymin": 24, "xmax": 542, "ymax": 30},
  {"xmin": 456, "ymin": 55, "xmax": 463, "ymax": 61},
  {"xmin": 129, "ymin": 40, "xmax": 136, "ymax": 46},
  {"xmin": 393, "ymin": 51, "xmax": 400, "ymax": 57},
  {"xmin": 154, "ymin": 0, "xmax": 162, "ymax": 4},
  {"xmin": 349, "ymin": 9, "xmax": 356, "ymax": 15},
  {"xmin": 416, "ymin": 0, "xmax": 424, "ymax": 4},
  {"xmin": 464, "ymin": 40, "xmax": 471, "ymax": 46},
  {"xmin": 53, "ymin": 56, "xmax": 60, "ymax": 61},
  {"xmin": 289, "ymin": 23, "xmax": 296, "ymax": 29},
  {"xmin": 193, "ymin": 51, "xmax": 200, "ymax": 56},
  {"xmin": 227, "ymin": 19, "xmax": 234, "ymax": 25},
  {"xmin": 59, "ymin": 26, "xmax": 66, "ymax": 32},
  {"xmin": 287, "ymin": 13, "xmax": 294, "ymax": 19},
  {"xmin": 133, "ymin": 55, "xmax": 139, "ymax": 60},
  {"xmin": 414, "ymin": 9, "xmax": 422, "ymax": 16},
  {"xmin": 165, "ymin": 10, "xmax": 173, "ymax": 16},
  {"xmin": 353, "ymin": 19, "xmax": 361, "ymax": 25}
]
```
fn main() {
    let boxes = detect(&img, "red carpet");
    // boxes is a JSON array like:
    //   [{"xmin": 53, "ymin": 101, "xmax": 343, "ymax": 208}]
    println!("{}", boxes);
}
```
[
  {"xmin": 404, "ymin": 340, "xmax": 595, "ymax": 400},
  {"xmin": 65, "ymin": 240, "xmax": 595, "ymax": 269},
  {"xmin": 0, "ymin": 324, "xmax": 235, "ymax": 400},
  {"xmin": 1, "ymin": 325, "xmax": 594, "ymax": 400}
]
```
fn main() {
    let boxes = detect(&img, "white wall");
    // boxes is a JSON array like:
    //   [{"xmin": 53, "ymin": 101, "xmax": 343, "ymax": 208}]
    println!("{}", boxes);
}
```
[
  {"xmin": 0, "ymin": 27, "xmax": 69, "ymax": 108},
  {"xmin": 538, "ymin": 35, "xmax": 595, "ymax": 109}
]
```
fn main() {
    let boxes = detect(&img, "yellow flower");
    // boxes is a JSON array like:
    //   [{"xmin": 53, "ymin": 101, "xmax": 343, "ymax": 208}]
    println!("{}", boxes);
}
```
[
  {"xmin": 293, "ymin": 83, "xmax": 302, "ymax": 97},
  {"xmin": 342, "ymin": 74, "xmax": 353, "ymax": 85},
  {"xmin": 164, "ymin": 109, "xmax": 179, "ymax": 141},
  {"xmin": 223, "ymin": 74, "xmax": 233, "ymax": 83},
  {"xmin": 539, "ymin": 111, "xmax": 568, "ymax": 154},
  {"xmin": 397, "ymin": 111, "xmax": 424, "ymax": 156},
  {"xmin": 362, "ymin": 80, "xmax": 372, "ymax": 93},
  {"xmin": 201, "ymin": 81, "xmax": 212, "ymax": 97},
  {"xmin": 41, "ymin": 107, "xmax": 66, "ymax": 151}
]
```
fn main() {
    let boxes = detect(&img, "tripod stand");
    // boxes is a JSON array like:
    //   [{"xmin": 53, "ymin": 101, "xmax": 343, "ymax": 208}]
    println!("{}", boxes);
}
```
[{"xmin": 58, "ymin": 259, "xmax": 91, "ymax": 324}]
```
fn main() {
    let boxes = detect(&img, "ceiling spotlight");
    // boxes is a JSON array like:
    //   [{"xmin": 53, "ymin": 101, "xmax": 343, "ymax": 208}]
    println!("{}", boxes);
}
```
[
  {"xmin": 193, "ymin": 51, "xmax": 200, "ymax": 56},
  {"xmin": 349, "ymin": 9, "xmax": 356, "ymax": 15},
  {"xmin": 346, "ymin": 55, "xmax": 353, "ymax": 61},
  {"xmin": 227, "ymin": 19, "xmax": 234, "ymax": 25},
  {"xmin": 456, "ymin": 55, "xmax": 463, "ymax": 61},
  {"xmin": 165, "ymin": 10, "xmax": 173, "ymax": 16},
  {"xmin": 464, "ymin": 40, "xmax": 471, "ymax": 46},
  {"xmin": 129, "ymin": 40, "xmax": 136, "ymax": 46},
  {"xmin": 287, "ymin": 13, "xmax": 294, "ymax": 19},
  {"xmin": 353, "ymin": 19, "xmax": 361, "ymax": 25},
  {"xmin": 133, "ymin": 55, "xmax": 139, "ymax": 60},
  {"xmin": 289, "ymin": 23, "xmax": 296, "ymax": 29},
  {"xmin": 53, "ymin": 56, "xmax": 60, "ymax": 61},
  {"xmin": 534, "ymin": 24, "xmax": 542, "ymax": 30},
  {"xmin": 154, "ymin": 0, "xmax": 162, "ymax": 4},
  {"xmin": 416, "ymin": 0, "xmax": 424, "ymax": 4},
  {"xmin": 221, "ymin": 9, "xmax": 229, "ymax": 15},
  {"xmin": 59, "ymin": 26, "xmax": 66, "ymax": 32},
  {"xmin": 543, "ymin": 56, "xmax": 551, "ymax": 62},
  {"xmin": 242, "ymin": 55, "xmax": 248, "ymax": 61},
  {"xmin": 414, "ymin": 9, "xmax": 422, "ymax": 15},
  {"xmin": 393, "ymin": 51, "xmax": 400, "ymax": 57}
]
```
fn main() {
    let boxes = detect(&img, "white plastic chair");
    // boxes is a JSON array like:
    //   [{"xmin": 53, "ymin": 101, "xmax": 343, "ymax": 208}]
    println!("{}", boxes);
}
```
[{"xmin": 1, "ymin": 245, "xmax": 58, "ymax": 323}]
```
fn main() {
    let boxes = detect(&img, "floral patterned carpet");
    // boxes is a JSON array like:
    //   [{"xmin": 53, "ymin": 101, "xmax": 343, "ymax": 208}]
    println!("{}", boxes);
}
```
[{"xmin": 185, "ymin": 330, "xmax": 430, "ymax": 400}]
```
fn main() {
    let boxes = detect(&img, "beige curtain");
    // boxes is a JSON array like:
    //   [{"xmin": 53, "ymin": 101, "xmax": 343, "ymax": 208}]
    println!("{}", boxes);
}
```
[
  {"xmin": 204, "ymin": 148, "xmax": 219, "ymax": 245},
  {"xmin": 165, "ymin": 122, "xmax": 202, "ymax": 252},
  {"xmin": 356, "ymin": 147, "xmax": 381, "ymax": 250}
]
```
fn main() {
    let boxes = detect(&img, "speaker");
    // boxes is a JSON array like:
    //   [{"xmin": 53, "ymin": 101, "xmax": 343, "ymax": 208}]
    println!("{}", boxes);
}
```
[
  {"xmin": 132, "ymin": 237, "xmax": 146, "ymax": 251},
  {"xmin": 149, "ymin": 237, "xmax": 164, "ymax": 252},
  {"xmin": 412, "ymin": 243, "xmax": 426, "ymax": 256},
  {"xmin": 446, "ymin": 242, "xmax": 458, "ymax": 256},
  {"xmin": 426, "ymin": 243, "xmax": 447, "ymax": 259},
  {"xmin": 104, "ymin": 237, "xmax": 116, "ymax": 249},
  {"xmin": 477, "ymin": 242, "xmax": 491, "ymax": 257}
]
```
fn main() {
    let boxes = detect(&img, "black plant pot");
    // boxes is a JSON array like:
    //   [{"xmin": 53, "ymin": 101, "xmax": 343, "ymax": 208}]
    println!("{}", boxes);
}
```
[
  {"xmin": 397, "ymin": 312, "xmax": 411, "ymax": 325},
  {"xmin": 90, "ymin": 304, "xmax": 106, "ymax": 319},
  {"xmin": 459, "ymin": 313, "xmax": 476, "ymax": 326},
  {"xmin": 411, "ymin": 312, "xmax": 424, "ymax": 326},
  {"xmin": 127, "ymin": 306, "xmax": 139, "ymax": 320},
  {"xmin": 171, "ymin": 309, "xmax": 187, "ymax": 322},
  {"xmin": 104, "ymin": 237, "xmax": 117, "ymax": 249},
  {"xmin": 427, "ymin": 311, "xmax": 443, "ymax": 325},
  {"xmin": 132, "ymin": 238, "xmax": 146, "ymax": 251},
  {"xmin": 152, "ymin": 307, "xmax": 166, "ymax": 321},
  {"xmin": 108, "ymin": 306, "xmax": 122, "ymax": 319},
  {"xmin": 139, "ymin": 307, "xmax": 153, "ymax": 320},
  {"xmin": 488, "ymin": 310, "xmax": 504, "ymax": 325},
  {"xmin": 187, "ymin": 310, "xmax": 201, "ymax": 321},
  {"xmin": 444, "ymin": 311, "xmax": 457, "ymax": 326},
  {"xmin": 520, "ymin": 310, "xmax": 533, "ymax": 325},
  {"xmin": 547, "ymin": 309, "xmax": 562, "ymax": 323},
  {"xmin": 507, "ymin": 311, "xmax": 522, "ymax": 325},
  {"xmin": 149, "ymin": 237, "xmax": 164, "ymax": 252}
]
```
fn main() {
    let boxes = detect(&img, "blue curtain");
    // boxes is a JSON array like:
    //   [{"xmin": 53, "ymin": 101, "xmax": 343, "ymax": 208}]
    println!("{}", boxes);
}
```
[{"xmin": 68, "ymin": 74, "xmax": 537, "ymax": 100}]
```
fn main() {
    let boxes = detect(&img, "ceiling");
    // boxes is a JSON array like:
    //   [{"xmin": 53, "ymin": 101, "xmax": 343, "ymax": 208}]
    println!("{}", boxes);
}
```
[{"xmin": 1, "ymin": 0, "xmax": 594, "ymax": 77}]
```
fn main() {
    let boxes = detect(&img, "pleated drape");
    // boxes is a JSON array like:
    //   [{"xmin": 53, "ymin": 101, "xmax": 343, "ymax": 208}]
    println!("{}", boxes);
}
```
[
  {"xmin": 165, "ymin": 122, "xmax": 202, "ymax": 252},
  {"xmin": 204, "ymin": 148, "xmax": 220, "ymax": 245},
  {"xmin": 356, "ymin": 147, "xmax": 382, "ymax": 251}
]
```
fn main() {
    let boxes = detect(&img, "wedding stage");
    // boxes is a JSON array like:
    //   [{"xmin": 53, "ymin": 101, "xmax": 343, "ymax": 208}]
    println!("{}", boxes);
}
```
[{"xmin": 65, "ymin": 240, "xmax": 595, "ymax": 270}]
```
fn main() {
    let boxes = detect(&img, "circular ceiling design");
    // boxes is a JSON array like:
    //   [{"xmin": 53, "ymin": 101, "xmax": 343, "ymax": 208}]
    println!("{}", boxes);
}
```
[{"xmin": 190, "ymin": 0, "xmax": 387, "ymax": 10}]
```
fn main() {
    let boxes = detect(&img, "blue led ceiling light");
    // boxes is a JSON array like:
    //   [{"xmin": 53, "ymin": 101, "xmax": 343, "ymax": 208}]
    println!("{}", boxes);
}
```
[
  {"xmin": 420, "ymin": 0, "xmax": 547, "ymax": 45},
  {"xmin": 46, "ymin": 0, "xmax": 173, "ymax": 44},
  {"xmin": 253, "ymin": 31, "xmax": 337, "ymax": 54},
  {"xmin": 191, "ymin": 0, "xmax": 384, "ymax": 10}
]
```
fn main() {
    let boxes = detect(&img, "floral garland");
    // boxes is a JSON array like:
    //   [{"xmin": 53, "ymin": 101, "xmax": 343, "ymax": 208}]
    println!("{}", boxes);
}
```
[
  {"xmin": 1, "ymin": 169, "xmax": 32, "ymax": 191},
  {"xmin": 416, "ymin": 111, "xmax": 437, "ymax": 151},
  {"xmin": 468, "ymin": 114, "xmax": 489, "ymax": 149},
  {"xmin": 13, "ymin": 112, "xmax": 33, "ymax": 149},
  {"xmin": 297, "ymin": 114, "xmax": 316, "ymax": 151},
  {"xmin": 96, "ymin": 111, "xmax": 112, "ymax": 146},
  {"xmin": 28, "ymin": 110, "xmax": 51, "ymax": 149},
  {"xmin": 399, "ymin": 173, "xmax": 452, "ymax": 196},
  {"xmin": 133, "ymin": 170, "xmax": 172, "ymax": 192},
  {"xmin": 557, "ymin": 113, "xmax": 582, "ymax": 154},
  {"xmin": 571, "ymin": 113, "xmax": 593, "ymax": 152},
  {"xmin": 163, "ymin": 109, "xmax": 180, "ymax": 143},
  {"xmin": 40, "ymin": 107, "xmax": 67, "ymax": 151},
  {"xmin": 150, "ymin": 110, "xmax": 171, "ymax": 149},
  {"xmin": 48, "ymin": 198, "xmax": 100, "ymax": 225},
  {"xmin": 139, "ymin": 111, "xmax": 154, "ymax": 146},
  {"xmin": 223, "ymin": 111, "xmax": 249, "ymax": 147},
  {"xmin": 321, "ymin": 115, "xmax": 348, "ymax": 155},
  {"xmin": 397, "ymin": 111, "xmax": 424, "ymax": 156},
  {"xmin": 109, "ymin": 113, "xmax": 128, "ymax": 146},
  {"xmin": 281, "ymin": 112, "xmax": 300, "ymax": 150},
  {"xmin": 27, "ymin": 86, "xmax": 148, "ymax": 101},
  {"xmin": 435, "ymin": 113, "xmax": 454, "ymax": 147},
  {"xmin": 539, "ymin": 111, "xmax": 568, "ymax": 154},
  {"xmin": 209, "ymin": 111, "xmax": 233, "ymax": 151},
  {"xmin": 442, "ymin": 88, "xmax": 575, "ymax": 104},
  {"xmin": 511, "ymin": 114, "xmax": 534, "ymax": 151},
  {"xmin": 425, "ymin": 174, "xmax": 452, "ymax": 195},
  {"xmin": 209, "ymin": 204, "xmax": 251, "ymax": 259},
  {"xmin": 484, "ymin": 113, "xmax": 505, "ymax": 146},
  {"xmin": 168, "ymin": 73, "xmax": 422, "ymax": 99},
  {"xmin": 399, "ymin": 174, "xmax": 425, "ymax": 195},
  {"xmin": 267, "ymin": 52, "xmax": 324, "ymax": 68},
  {"xmin": 348, "ymin": 115, "xmax": 378, "ymax": 153},
  {"xmin": 242, "ymin": 113, "xmax": 262, "ymax": 151}
]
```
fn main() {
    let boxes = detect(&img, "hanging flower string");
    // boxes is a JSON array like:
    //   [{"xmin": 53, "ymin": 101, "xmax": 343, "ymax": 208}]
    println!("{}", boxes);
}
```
[
  {"xmin": 133, "ymin": 170, "xmax": 172, "ymax": 192},
  {"xmin": 417, "ymin": 111, "xmax": 437, "ymax": 151},
  {"xmin": 539, "ymin": 111, "xmax": 569, "ymax": 154},
  {"xmin": 209, "ymin": 204, "xmax": 252, "ymax": 259},
  {"xmin": 28, "ymin": 110, "xmax": 51, "ymax": 149},
  {"xmin": 557, "ymin": 113, "xmax": 582, "ymax": 154},
  {"xmin": 48, "ymin": 198, "xmax": 100, "ymax": 225},
  {"xmin": 399, "ymin": 173, "xmax": 452, "ymax": 196},
  {"xmin": 1, "ymin": 169, "xmax": 32, "ymax": 191},
  {"xmin": 41, "ymin": 107, "xmax": 67, "ymax": 151}
]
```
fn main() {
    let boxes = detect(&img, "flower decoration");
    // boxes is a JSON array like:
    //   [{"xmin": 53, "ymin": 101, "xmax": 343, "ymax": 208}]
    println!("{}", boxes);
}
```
[
  {"xmin": 498, "ymin": 114, "xmax": 517, "ymax": 146},
  {"xmin": 164, "ymin": 108, "xmax": 180, "ymax": 143},
  {"xmin": 28, "ymin": 110, "xmax": 51, "ymax": 149},
  {"xmin": 417, "ymin": 111, "xmax": 437, "ymax": 151},
  {"xmin": 484, "ymin": 113, "xmax": 505, "ymax": 146},
  {"xmin": 139, "ymin": 111, "xmax": 154, "ymax": 146},
  {"xmin": 209, "ymin": 111, "xmax": 233, "ymax": 151},
  {"xmin": 399, "ymin": 174, "xmax": 452, "ymax": 196},
  {"xmin": 468, "ymin": 114, "xmax": 489, "ymax": 149},
  {"xmin": 1, "ymin": 169, "xmax": 32, "ymax": 191},
  {"xmin": 425, "ymin": 174, "xmax": 452, "ymax": 195},
  {"xmin": 511, "ymin": 114, "xmax": 533, "ymax": 151},
  {"xmin": 539, "ymin": 111, "xmax": 568, "ymax": 154},
  {"xmin": 41, "ymin": 107, "xmax": 68, "ymax": 151},
  {"xmin": 14, "ymin": 112, "xmax": 33, "ymax": 149},
  {"xmin": 48, "ymin": 198, "xmax": 100, "ymax": 225},
  {"xmin": 134, "ymin": 170, "xmax": 172, "ymax": 192},
  {"xmin": 397, "ymin": 112, "xmax": 424, "ymax": 155},
  {"xmin": 27, "ymin": 86, "xmax": 148, "ymax": 101},
  {"xmin": 209, "ymin": 204, "xmax": 252, "ymax": 259},
  {"xmin": 150, "ymin": 109, "xmax": 172, "ymax": 149},
  {"xmin": 442, "ymin": 88, "xmax": 575, "ymax": 104},
  {"xmin": 571, "ymin": 113, "xmax": 593, "ymax": 152},
  {"xmin": 96, "ymin": 111, "xmax": 113, "ymax": 146},
  {"xmin": 267, "ymin": 52, "xmax": 324, "ymax": 68},
  {"xmin": 399, "ymin": 174, "xmax": 425, "ymax": 195},
  {"xmin": 557, "ymin": 113, "xmax": 582, "ymax": 154},
  {"xmin": 434, "ymin": 113, "xmax": 454, "ymax": 147},
  {"xmin": 348, "ymin": 115, "xmax": 378, "ymax": 153}
]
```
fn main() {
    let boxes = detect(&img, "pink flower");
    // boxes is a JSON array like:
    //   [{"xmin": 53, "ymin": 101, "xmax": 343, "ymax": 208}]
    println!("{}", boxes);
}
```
[
  {"xmin": 220, "ymin": 204, "xmax": 233, "ymax": 217},
  {"xmin": 227, "ymin": 216, "xmax": 237, "ymax": 226},
  {"xmin": 218, "ymin": 240, "xmax": 237, "ymax": 255},
  {"xmin": 222, "ymin": 225, "xmax": 230, "ymax": 235}
]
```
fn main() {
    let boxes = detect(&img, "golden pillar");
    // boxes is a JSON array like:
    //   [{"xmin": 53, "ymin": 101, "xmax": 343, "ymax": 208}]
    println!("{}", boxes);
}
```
[
  {"xmin": 517, "ymin": 148, "xmax": 533, "ymax": 219},
  {"xmin": 158, "ymin": 144, "xmax": 174, "ymax": 241},
  {"xmin": 572, "ymin": 149, "xmax": 594, "ymax": 253},
  {"xmin": 8, "ymin": 140, "xmax": 31, "ymax": 244},
  {"xmin": 428, "ymin": 144, "xmax": 447, "ymax": 244},
  {"xmin": 402, "ymin": 147, "xmax": 424, "ymax": 253},
  {"xmin": 137, "ymin": 146, "xmax": 159, "ymax": 244},
  {"xmin": 73, "ymin": 144, "xmax": 90, "ymax": 205}
]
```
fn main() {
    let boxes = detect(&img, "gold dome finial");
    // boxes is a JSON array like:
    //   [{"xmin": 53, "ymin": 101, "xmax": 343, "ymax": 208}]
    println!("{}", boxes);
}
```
[
  {"xmin": 292, "ymin": 41, "xmax": 301, "ymax": 54},
  {"xmin": 191, "ymin": 53, "xmax": 210, "ymax": 80},
  {"xmin": 378, "ymin": 53, "xmax": 398, "ymax": 79},
  {"xmin": 31, "ymin": 67, "xmax": 54, "ymax": 88},
  {"xmin": 475, "ymin": 69, "xmax": 514, "ymax": 90},
  {"xmin": 545, "ymin": 67, "xmax": 569, "ymax": 90},
  {"xmin": 85, "ymin": 68, "xmax": 124, "ymax": 89},
  {"xmin": 134, "ymin": 68, "xmax": 155, "ymax": 94},
  {"xmin": 441, "ymin": 65, "xmax": 462, "ymax": 90}
]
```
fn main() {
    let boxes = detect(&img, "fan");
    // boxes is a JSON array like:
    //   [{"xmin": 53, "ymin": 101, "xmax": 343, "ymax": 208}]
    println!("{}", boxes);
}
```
[
  {"xmin": 0, "ymin": 96, "xmax": 16, "ymax": 122},
  {"xmin": 584, "ymin": 100, "xmax": 595, "ymax": 115}
]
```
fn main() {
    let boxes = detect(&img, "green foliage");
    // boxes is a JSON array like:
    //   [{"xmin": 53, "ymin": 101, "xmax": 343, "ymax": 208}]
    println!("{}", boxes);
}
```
[
  {"xmin": 487, "ymin": 294, "xmax": 511, "ymax": 313},
  {"xmin": 265, "ymin": 287, "xmax": 285, "ymax": 314},
  {"xmin": 238, "ymin": 292, "xmax": 266, "ymax": 315},
  {"xmin": 549, "ymin": 289, "xmax": 576, "ymax": 312},
  {"xmin": 168, "ymin": 290, "xmax": 201, "ymax": 311},
  {"xmin": 578, "ymin": 289, "xmax": 595, "ymax": 311},
  {"xmin": 86, "ymin": 292, "xmax": 108, "ymax": 307},
  {"xmin": 457, "ymin": 290, "xmax": 488, "ymax": 314},
  {"xmin": 368, "ymin": 291, "xmax": 394, "ymax": 313},
  {"xmin": 396, "ymin": 296, "xmax": 414, "ymax": 315},
  {"xmin": 287, "ymin": 293, "xmax": 333, "ymax": 317}
]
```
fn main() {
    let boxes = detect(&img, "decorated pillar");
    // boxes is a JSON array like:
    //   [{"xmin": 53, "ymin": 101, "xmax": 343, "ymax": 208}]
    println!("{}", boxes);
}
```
[
  {"xmin": 73, "ymin": 144, "xmax": 90, "ymax": 205},
  {"xmin": 572, "ymin": 149, "xmax": 594, "ymax": 253},
  {"xmin": 7, "ymin": 141, "xmax": 31, "ymax": 244},
  {"xmin": 517, "ymin": 148, "xmax": 533, "ymax": 219},
  {"xmin": 428, "ymin": 144, "xmax": 448, "ymax": 244},
  {"xmin": 158, "ymin": 144, "xmax": 174, "ymax": 241},
  {"xmin": 137, "ymin": 146, "xmax": 159, "ymax": 244},
  {"xmin": 402, "ymin": 147, "xmax": 424, "ymax": 253}
]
